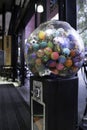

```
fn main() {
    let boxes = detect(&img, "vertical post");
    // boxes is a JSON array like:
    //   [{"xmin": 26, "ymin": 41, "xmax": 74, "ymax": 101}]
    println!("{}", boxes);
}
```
[
  {"xmin": 66, "ymin": 0, "xmax": 77, "ymax": 29},
  {"xmin": 12, "ymin": 34, "xmax": 18, "ymax": 81},
  {"xmin": 58, "ymin": 0, "xmax": 77, "ymax": 29},
  {"xmin": 2, "ymin": 4, "xmax": 5, "ymax": 50},
  {"xmin": 20, "ymin": 29, "xmax": 25, "ymax": 85},
  {"xmin": 58, "ymin": 0, "xmax": 66, "ymax": 21},
  {"xmin": 35, "ymin": 0, "xmax": 38, "ymax": 28},
  {"xmin": 35, "ymin": 6, "xmax": 37, "ymax": 28},
  {"xmin": 11, "ymin": 6, "xmax": 18, "ymax": 82},
  {"xmin": 40, "ymin": 0, "xmax": 47, "ymax": 23}
]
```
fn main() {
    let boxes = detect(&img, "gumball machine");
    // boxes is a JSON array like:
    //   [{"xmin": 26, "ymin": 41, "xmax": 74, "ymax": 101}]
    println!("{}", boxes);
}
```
[{"xmin": 26, "ymin": 20, "xmax": 84, "ymax": 130}]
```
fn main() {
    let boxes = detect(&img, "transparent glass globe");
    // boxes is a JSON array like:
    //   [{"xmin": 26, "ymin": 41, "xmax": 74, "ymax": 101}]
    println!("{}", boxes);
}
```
[{"xmin": 26, "ymin": 20, "xmax": 84, "ymax": 77}]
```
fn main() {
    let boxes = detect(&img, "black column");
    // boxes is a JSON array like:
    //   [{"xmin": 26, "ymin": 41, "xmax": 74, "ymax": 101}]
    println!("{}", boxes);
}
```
[
  {"xmin": 40, "ymin": 0, "xmax": 47, "ymax": 24},
  {"xmin": 11, "ymin": 6, "xmax": 19, "ymax": 81},
  {"xmin": 66, "ymin": 0, "xmax": 77, "ymax": 29},
  {"xmin": 20, "ymin": 29, "xmax": 25, "ymax": 85},
  {"xmin": 58, "ymin": 0, "xmax": 66, "ymax": 21},
  {"xmin": 12, "ymin": 34, "xmax": 18, "ymax": 81},
  {"xmin": 2, "ymin": 4, "xmax": 5, "ymax": 50},
  {"xmin": 58, "ymin": 0, "xmax": 77, "ymax": 29}
]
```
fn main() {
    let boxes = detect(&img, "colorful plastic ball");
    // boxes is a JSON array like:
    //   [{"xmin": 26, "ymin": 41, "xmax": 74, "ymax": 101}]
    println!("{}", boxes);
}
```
[
  {"xmin": 46, "ymin": 60, "xmax": 56, "ymax": 68},
  {"xmin": 31, "ymin": 53, "xmax": 37, "ymax": 59},
  {"xmin": 47, "ymin": 41, "xmax": 53, "ymax": 48},
  {"xmin": 72, "ymin": 56, "xmax": 80, "ymax": 63},
  {"xmin": 56, "ymin": 28, "xmax": 66, "ymax": 37},
  {"xmin": 53, "ymin": 37, "xmax": 64, "ymax": 45},
  {"xmin": 35, "ymin": 58, "xmax": 42, "ymax": 65},
  {"xmin": 44, "ymin": 47, "xmax": 52, "ymax": 55},
  {"xmin": 58, "ymin": 55, "xmax": 66, "ymax": 64},
  {"xmin": 70, "ymin": 49, "xmax": 76, "ymax": 57},
  {"xmin": 45, "ymin": 29, "xmax": 54, "ymax": 40},
  {"xmin": 56, "ymin": 63, "xmax": 64, "ymax": 70},
  {"xmin": 37, "ymin": 49, "xmax": 44, "ymax": 58},
  {"xmin": 63, "ymin": 48, "xmax": 70, "ymax": 55},
  {"xmin": 42, "ymin": 55, "xmax": 49, "ymax": 62},
  {"xmin": 74, "ymin": 62, "xmax": 82, "ymax": 67},
  {"xmin": 67, "ymin": 34, "xmax": 76, "ymax": 41},
  {"xmin": 32, "ymin": 43, "xmax": 39, "ymax": 51},
  {"xmin": 51, "ymin": 52, "xmax": 59, "ymax": 60},
  {"xmin": 65, "ymin": 58, "xmax": 73, "ymax": 67},
  {"xmin": 54, "ymin": 45, "xmax": 61, "ymax": 52},
  {"xmin": 38, "ymin": 31, "xmax": 46, "ymax": 40},
  {"xmin": 68, "ymin": 42, "xmax": 75, "ymax": 49},
  {"xmin": 40, "ymin": 41, "xmax": 47, "ymax": 48}
]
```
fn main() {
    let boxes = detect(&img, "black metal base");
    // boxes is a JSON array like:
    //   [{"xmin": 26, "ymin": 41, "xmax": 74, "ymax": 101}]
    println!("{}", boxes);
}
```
[{"xmin": 30, "ymin": 76, "xmax": 78, "ymax": 130}]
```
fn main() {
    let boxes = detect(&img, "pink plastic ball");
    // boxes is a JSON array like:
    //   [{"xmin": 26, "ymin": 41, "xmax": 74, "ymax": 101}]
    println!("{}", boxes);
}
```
[{"xmin": 51, "ymin": 52, "xmax": 59, "ymax": 60}]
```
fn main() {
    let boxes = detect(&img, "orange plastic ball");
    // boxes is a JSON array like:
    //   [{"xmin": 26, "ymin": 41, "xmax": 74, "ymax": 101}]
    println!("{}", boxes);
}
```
[
  {"xmin": 35, "ymin": 58, "xmax": 42, "ymax": 65},
  {"xmin": 70, "ymin": 49, "xmax": 76, "ymax": 57},
  {"xmin": 65, "ymin": 59, "xmax": 73, "ymax": 67},
  {"xmin": 44, "ymin": 47, "xmax": 52, "ymax": 55}
]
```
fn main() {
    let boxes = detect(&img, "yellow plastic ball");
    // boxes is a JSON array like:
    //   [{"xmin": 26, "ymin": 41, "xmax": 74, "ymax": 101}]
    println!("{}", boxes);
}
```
[{"xmin": 38, "ymin": 31, "xmax": 46, "ymax": 40}]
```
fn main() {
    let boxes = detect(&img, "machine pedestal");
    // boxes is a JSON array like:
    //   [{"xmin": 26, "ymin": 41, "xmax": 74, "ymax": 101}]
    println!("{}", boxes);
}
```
[{"xmin": 30, "ymin": 76, "xmax": 78, "ymax": 130}]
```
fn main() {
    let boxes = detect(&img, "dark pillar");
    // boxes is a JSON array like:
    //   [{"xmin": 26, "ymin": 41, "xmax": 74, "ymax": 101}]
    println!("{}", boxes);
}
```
[
  {"xmin": 11, "ymin": 6, "xmax": 19, "ymax": 81},
  {"xmin": 12, "ymin": 34, "xmax": 18, "ymax": 81},
  {"xmin": 40, "ymin": 0, "xmax": 47, "ymax": 23},
  {"xmin": 58, "ymin": 0, "xmax": 77, "ymax": 29},
  {"xmin": 20, "ymin": 29, "xmax": 25, "ymax": 85},
  {"xmin": 66, "ymin": 0, "xmax": 77, "ymax": 29},
  {"xmin": 58, "ymin": 0, "xmax": 66, "ymax": 21},
  {"xmin": 2, "ymin": 4, "xmax": 5, "ymax": 50}
]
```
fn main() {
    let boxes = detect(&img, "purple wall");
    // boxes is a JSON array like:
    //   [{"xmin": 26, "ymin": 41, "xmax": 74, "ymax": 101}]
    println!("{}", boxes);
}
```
[{"xmin": 25, "ymin": 14, "xmax": 35, "ymax": 39}]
